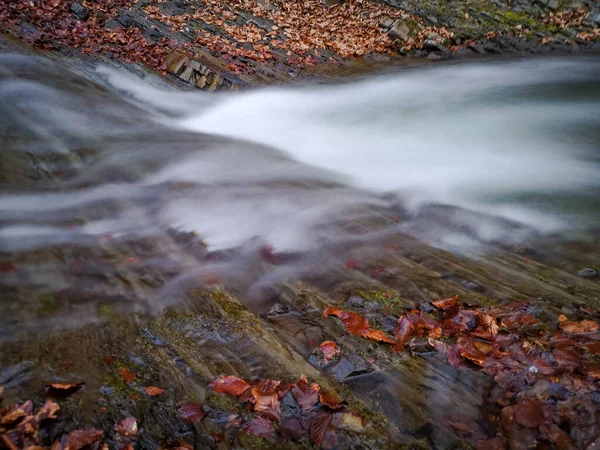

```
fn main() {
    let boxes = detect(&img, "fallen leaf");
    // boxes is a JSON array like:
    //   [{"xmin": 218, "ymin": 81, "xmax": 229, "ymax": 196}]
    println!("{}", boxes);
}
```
[
  {"xmin": 394, "ymin": 315, "xmax": 414, "ymax": 350},
  {"xmin": 432, "ymin": 295, "xmax": 458, "ymax": 310},
  {"xmin": 115, "ymin": 417, "xmax": 138, "ymax": 436},
  {"xmin": 64, "ymin": 429, "xmax": 103, "ymax": 450},
  {"xmin": 291, "ymin": 378, "xmax": 320, "ymax": 411},
  {"xmin": 118, "ymin": 368, "xmax": 136, "ymax": 384},
  {"xmin": 318, "ymin": 341, "xmax": 340, "ymax": 364},
  {"xmin": 513, "ymin": 399, "xmax": 545, "ymax": 428},
  {"xmin": 209, "ymin": 375, "xmax": 250, "ymax": 396},
  {"xmin": 360, "ymin": 328, "xmax": 395, "ymax": 344},
  {"xmin": 323, "ymin": 306, "xmax": 370, "ymax": 335},
  {"xmin": 319, "ymin": 391, "xmax": 344, "ymax": 410},
  {"xmin": 34, "ymin": 400, "xmax": 60, "ymax": 424},
  {"xmin": 178, "ymin": 402, "xmax": 206, "ymax": 423},
  {"xmin": 428, "ymin": 338, "xmax": 463, "ymax": 368},
  {"xmin": 280, "ymin": 417, "xmax": 304, "ymax": 440},
  {"xmin": 310, "ymin": 412, "xmax": 338, "ymax": 449},
  {"xmin": 332, "ymin": 411, "xmax": 365, "ymax": 431},
  {"xmin": 45, "ymin": 382, "xmax": 84, "ymax": 397},
  {"xmin": 245, "ymin": 417, "xmax": 275, "ymax": 438},
  {"xmin": 559, "ymin": 319, "xmax": 599, "ymax": 334},
  {"xmin": 144, "ymin": 386, "xmax": 164, "ymax": 396},
  {"xmin": 252, "ymin": 380, "xmax": 282, "ymax": 421},
  {"xmin": 457, "ymin": 335, "xmax": 488, "ymax": 366}
]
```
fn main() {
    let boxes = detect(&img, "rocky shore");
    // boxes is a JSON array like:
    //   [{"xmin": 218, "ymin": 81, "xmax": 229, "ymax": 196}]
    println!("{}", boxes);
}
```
[{"xmin": 1, "ymin": 0, "xmax": 600, "ymax": 89}]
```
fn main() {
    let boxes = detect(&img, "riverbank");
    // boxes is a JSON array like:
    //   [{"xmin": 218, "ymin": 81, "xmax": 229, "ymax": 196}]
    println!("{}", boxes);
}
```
[{"xmin": 2, "ymin": 0, "xmax": 600, "ymax": 89}]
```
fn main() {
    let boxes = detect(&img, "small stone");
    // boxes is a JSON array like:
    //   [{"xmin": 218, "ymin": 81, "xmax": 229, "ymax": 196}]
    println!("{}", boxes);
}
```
[
  {"xmin": 195, "ymin": 75, "xmax": 207, "ymax": 89},
  {"xmin": 70, "ymin": 2, "xmax": 88, "ymax": 20},
  {"xmin": 165, "ymin": 52, "xmax": 189, "ymax": 76},
  {"xmin": 178, "ymin": 66, "xmax": 197, "ymax": 83},
  {"xmin": 427, "ymin": 32, "xmax": 439, "ymax": 41},
  {"xmin": 346, "ymin": 296, "xmax": 364, "ymax": 307},
  {"xmin": 187, "ymin": 60, "xmax": 202, "ymax": 71},
  {"xmin": 585, "ymin": 12, "xmax": 600, "ymax": 25},
  {"xmin": 578, "ymin": 267, "xmax": 599, "ymax": 278}
]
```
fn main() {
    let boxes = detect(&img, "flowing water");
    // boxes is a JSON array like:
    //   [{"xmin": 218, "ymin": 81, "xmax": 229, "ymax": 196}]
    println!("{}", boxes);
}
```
[
  {"xmin": 1, "ymin": 55, "xmax": 600, "ymax": 335},
  {"xmin": 2, "ymin": 53, "xmax": 600, "ymax": 449}
]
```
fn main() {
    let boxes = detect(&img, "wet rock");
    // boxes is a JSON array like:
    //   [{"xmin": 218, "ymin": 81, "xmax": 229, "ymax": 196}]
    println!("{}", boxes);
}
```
[
  {"xmin": 0, "ymin": 361, "xmax": 34, "ymax": 388},
  {"xmin": 423, "ymin": 39, "xmax": 450, "ymax": 54},
  {"xmin": 531, "ymin": 380, "xmax": 569, "ymax": 400},
  {"xmin": 71, "ymin": 2, "xmax": 89, "ymax": 20},
  {"xmin": 535, "ymin": 0, "xmax": 559, "ymax": 10},
  {"xmin": 585, "ymin": 12, "xmax": 600, "ymax": 26},
  {"xmin": 578, "ymin": 267, "xmax": 598, "ymax": 278},
  {"xmin": 345, "ymin": 295, "xmax": 364, "ymax": 307},
  {"xmin": 165, "ymin": 52, "xmax": 189, "ymax": 76},
  {"xmin": 327, "ymin": 356, "xmax": 369, "ymax": 380}
]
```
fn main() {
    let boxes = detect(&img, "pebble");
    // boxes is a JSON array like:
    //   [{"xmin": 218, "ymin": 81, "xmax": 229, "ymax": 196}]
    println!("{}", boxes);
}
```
[{"xmin": 578, "ymin": 267, "xmax": 599, "ymax": 278}]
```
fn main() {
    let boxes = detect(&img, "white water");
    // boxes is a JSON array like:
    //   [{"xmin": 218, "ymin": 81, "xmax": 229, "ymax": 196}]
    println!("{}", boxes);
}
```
[
  {"xmin": 105, "ymin": 58, "xmax": 600, "ymax": 237},
  {"xmin": 2, "ymin": 56, "xmax": 600, "ymax": 255}
]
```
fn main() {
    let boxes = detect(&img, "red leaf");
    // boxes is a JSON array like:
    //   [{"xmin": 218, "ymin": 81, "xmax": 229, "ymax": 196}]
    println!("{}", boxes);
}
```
[
  {"xmin": 245, "ymin": 417, "xmax": 275, "ymax": 439},
  {"xmin": 103, "ymin": 356, "xmax": 117, "ymax": 365},
  {"xmin": 118, "ymin": 368, "xmax": 136, "ymax": 384},
  {"xmin": 209, "ymin": 375, "xmax": 250, "ymax": 396},
  {"xmin": 64, "ymin": 429, "xmax": 103, "ymax": 450},
  {"xmin": 432, "ymin": 295, "xmax": 458, "ymax": 310},
  {"xmin": 291, "ymin": 378, "xmax": 320, "ymax": 411},
  {"xmin": 310, "ymin": 412, "xmax": 338, "ymax": 449},
  {"xmin": 323, "ymin": 306, "xmax": 369, "ymax": 333},
  {"xmin": 144, "ymin": 386, "xmax": 164, "ymax": 396},
  {"xmin": 178, "ymin": 402, "xmax": 206, "ymax": 423},
  {"xmin": 318, "ymin": 341, "xmax": 340, "ymax": 364},
  {"xmin": 115, "ymin": 417, "xmax": 138, "ymax": 436},
  {"xmin": 475, "ymin": 436, "xmax": 507, "ymax": 450}
]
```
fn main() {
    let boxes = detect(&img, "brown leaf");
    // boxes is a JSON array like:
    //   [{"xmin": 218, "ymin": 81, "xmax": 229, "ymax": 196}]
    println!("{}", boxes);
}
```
[
  {"xmin": 559, "ymin": 319, "xmax": 599, "ymax": 334},
  {"xmin": 115, "ymin": 417, "xmax": 138, "ymax": 436},
  {"xmin": 118, "ymin": 368, "xmax": 136, "ymax": 384},
  {"xmin": 34, "ymin": 400, "xmax": 60, "ymax": 424},
  {"xmin": 291, "ymin": 378, "xmax": 320, "ymax": 411},
  {"xmin": 428, "ymin": 338, "xmax": 463, "ymax": 368},
  {"xmin": 252, "ymin": 381, "xmax": 282, "ymax": 422},
  {"xmin": 513, "ymin": 399, "xmax": 545, "ymax": 428},
  {"xmin": 318, "ymin": 341, "xmax": 339, "ymax": 365},
  {"xmin": 209, "ymin": 375, "xmax": 250, "ymax": 396},
  {"xmin": 178, "ymin": 402, "xmax": 206, "ymax": 423},
  {"xmin": 64, "ymin": 429, "xmax": 103, "ymax": 450},
  {"xmin": 245, "ymin": 417, "xmax": 275, "ymax": 439},
  {"xmin": 475, "ymin": 436, "xmax": 507, "ymax": 450},
  {"xmin": 1, "ymin": 400, "xmax": 33, "ymax": 426},
  {"xmin": 310, "ymin": 412, "xmax": 338, "ymax": 449},
  {"xmin": 457, "ymin": 335, "xmax": 487, "ymax": 366},
  {"xmin": 432, "ymin": 295, "xmax": 458, "ymax": 310},
  {"xmin": 393, "ymin": 315, "xmax": 414, "ymax": 351},
  {"xmin": 144, "ymin": 386, "xmax": 164, "ymax": 396}
]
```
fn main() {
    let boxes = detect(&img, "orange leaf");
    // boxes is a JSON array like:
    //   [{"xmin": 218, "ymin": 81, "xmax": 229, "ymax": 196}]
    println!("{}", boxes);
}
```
[
  {"xmin": 318, "ymin": 341, "xmax": 339, "ymax": 364},
  {"xmin": 360, "ymin": 329, "xmax": 395, "ymax": 344},
  {"xmin": 118, "ymin": 368, "xmax": 136, "ymax": 384},
  {"xmin": 432, "ymin": 295, "xmax": 458, "ymax": 310},
  {"xmin": 144, "ymin": 386, "xmax": 164, "ymax": 396},
  {"xmin": 559, "ymin": 319, "xmax": 599, "ymax": 334}
]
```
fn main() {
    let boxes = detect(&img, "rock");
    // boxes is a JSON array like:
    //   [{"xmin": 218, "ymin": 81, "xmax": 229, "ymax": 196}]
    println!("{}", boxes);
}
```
[
  {"xmin": 535, "ymin": 0, "xmax": 559, "ymax": 10},
  {"xmin": 345, "ymin": 295, "xmax": 364, "ymax": 307},
  {"xmin": 427, "ymin": 53, "xmax": 443, "ymax": 60},
  {"xmin": 585, "ymin": 12, "xmax": 600, "ymax": 25},
  {"xmin": 178, "ymin": 66, "xmax": 197, "ymax": 83},
  {"xmin": 165, "ymin": 52, "xmax": 189, "ymax": 76},
  {"xmin": 423, "ymin": 39, "xmax": 450, "ymax": 54},
  {"xmin": 379, "ymin": 16, "xmax": 395, "ymax": 29},
  {"xmin": 578, "ymin": 267, "xmax": 599, "ymax": 278},
  {"xmin": 387, "ymin": 19, "xmax": 411, "ymax": 41},
  {"xmin": 70, "ymin": 2, "xmax": 89, "ymax": 20}
]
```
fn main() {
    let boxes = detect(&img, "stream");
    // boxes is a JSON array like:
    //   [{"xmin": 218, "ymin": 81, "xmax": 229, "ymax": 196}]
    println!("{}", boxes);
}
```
[{"xmin": 1, "ymin": 54, "xmax": 600, "ymax": 449}]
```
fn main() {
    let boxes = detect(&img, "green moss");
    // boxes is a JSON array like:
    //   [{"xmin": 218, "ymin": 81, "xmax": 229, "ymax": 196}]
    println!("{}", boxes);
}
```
[
  {"xmin": 355, "ymin": 289, "xmax": 410, "ymax": 314},
  {"xmin": 501, "ymin": 10, "xmax": 537, "ymax": 28},
  {"xmin": 38, "ymin": 292, "xmax": 58, "ymax": 315},
  {"xmin": 212, "ymin": 290, "xmax": 248, "ymax": 318},
  {"xmin": 205, "ymin": 392, "xmax": 240, "ymax": 411}
]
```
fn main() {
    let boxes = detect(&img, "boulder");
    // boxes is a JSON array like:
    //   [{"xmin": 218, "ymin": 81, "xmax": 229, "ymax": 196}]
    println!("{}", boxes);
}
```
[{"xmin": 388, "ymin": 19, "xmax": 411, "ymax": 41}]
